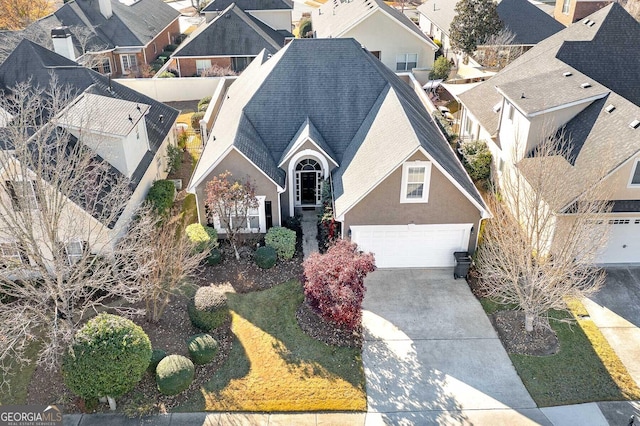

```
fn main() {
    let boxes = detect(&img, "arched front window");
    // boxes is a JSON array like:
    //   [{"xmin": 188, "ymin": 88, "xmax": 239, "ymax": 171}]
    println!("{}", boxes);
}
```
[{"xmin": 295, "ymin": 159, "xmax": 321, "ymax": 171}]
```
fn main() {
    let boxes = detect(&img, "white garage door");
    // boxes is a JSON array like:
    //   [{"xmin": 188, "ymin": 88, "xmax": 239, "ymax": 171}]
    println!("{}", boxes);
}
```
[
  {"xmin": 350, "ymin": 224, "xmax": 473, "ymax": 268},
  {"xmin": 597, "ymin": 218, "xmax": 640, "ymax": 264}
]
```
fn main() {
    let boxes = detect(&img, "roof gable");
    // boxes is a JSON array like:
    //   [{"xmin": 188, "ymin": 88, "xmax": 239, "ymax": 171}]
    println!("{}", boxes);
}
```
[
  {"xmin": 190, "ymin": 38, "xmax": 486, "ymax": 215},
  {"xmin": 278, "ymin": 117, "xmax": 338, "ymax": 167},
  {"xmin": 495, "ymin": 0, "xmax": 564, "ymax": 45},
  {"xmin": 172, "ymin": 3, "xmax": 284, "ymax": 57}
]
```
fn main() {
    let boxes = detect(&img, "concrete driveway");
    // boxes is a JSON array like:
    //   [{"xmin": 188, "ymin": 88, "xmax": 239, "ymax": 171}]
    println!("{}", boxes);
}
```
[
  {"xmin": 361, "ymin": 269, "xmax": 548, "ymax": 425},
  {"xmin": 582, "ymin": 266, "xmax": 640, "ymax": 387}
]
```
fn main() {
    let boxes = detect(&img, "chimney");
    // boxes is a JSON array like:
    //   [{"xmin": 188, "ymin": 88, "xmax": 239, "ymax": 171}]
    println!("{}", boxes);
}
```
[
  {"xmin": 98, "ymin": 0, "xmax": 112, "ymax": 19},
  {"xmin": 51, "ymin": 27, "xmax": 76, "ymax": 61}
]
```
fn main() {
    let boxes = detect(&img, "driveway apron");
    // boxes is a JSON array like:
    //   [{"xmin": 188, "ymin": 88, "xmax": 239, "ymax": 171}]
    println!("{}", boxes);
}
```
[{"xmin": 361, "ymin": 268, "xmax": 547, "ymax": 425}]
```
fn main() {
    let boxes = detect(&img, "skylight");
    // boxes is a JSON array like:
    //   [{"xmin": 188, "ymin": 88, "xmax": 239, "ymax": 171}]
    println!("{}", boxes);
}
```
[
  {"xmin": 630, "ymin": 120, "xmax": 640, "ymax": 129},
  {"xmin": 605, "ymin": 104, "xmax": 616, "ymax": 113},
  {"xmin": 588, "ymin": 21, "xmax": 596, "ymax": 27},
  {"xmin": 563, "ymin": 71, "xmax": 573, "ymax": 77},
  {"xmin": 581, "ymin": 82, "xmax": 592, "ymax": 88}
]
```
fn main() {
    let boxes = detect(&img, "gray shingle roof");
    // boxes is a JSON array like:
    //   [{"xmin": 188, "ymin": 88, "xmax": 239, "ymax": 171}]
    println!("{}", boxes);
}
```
[
  {"xmin": 495, "ymin": 0, "xmax": 564, "ymax": 45},
  {"xmin": 418, "ymin": 0, "xmax": 563, "ymax": 46},
  {"xmin": 191, "ymin": 38, "xmax": 486, "ymax": 216},
  {"xmin": 203, "ymin": 0, "xmax": 292, "ymax": 11},
  {"xmin": 0, "ymin": 40, "xmax": 179, "ymax": 226},
  {"xmin": 278, "ymin": 117, "xmax": 337, "ymax": 166},
  {"xmin": 31, "ymin": 0, "xmax": 179, "ymax": 51},
  {"xmin": 314, "ymin": 0, "xmax": 435, "ymax": 47},
  {"xmin": 172, "ymin": 3, "xmax": 285, "ymax": 57},
  {"xmin": 460, "ymin": 4, "xmax": 640, "ymax": 209}
]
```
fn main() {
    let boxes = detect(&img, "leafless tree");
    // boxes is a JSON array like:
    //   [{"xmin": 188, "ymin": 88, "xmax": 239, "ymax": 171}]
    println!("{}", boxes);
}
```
[
  {"xmin": 68, "ymin": 25, "xmax": 111, "ymax": 71},
  {"xmin": 623, "ymin": 0, "xmax": 640, "ymax": 21},
  {"xmin": 476, "ymin": 132, "xmax": 611, "ymax": 332},
  {"xmin": 0, "ymin": 80, "xmax": 155, "ymax": 386},
  {"xmin": 116, "ymin": 204, "xmax": 208, "ymax": 323},
  {"xmin": 475, "ymin": 28, "xmax": 523, "ymax": 69}
]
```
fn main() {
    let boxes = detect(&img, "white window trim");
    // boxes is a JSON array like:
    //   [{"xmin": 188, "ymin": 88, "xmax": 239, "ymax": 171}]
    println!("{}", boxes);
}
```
[
  {"xmin": 400, "ymin": 161, "xmax": 431, "ymax": 203},
  {"xmin": 562, "ymin": 0, "xmax": 570, "ymax": 14},
  {"xmin": 396, "ymin": 53, "xmax": 418, "ymax": 71},
  {"xmin": 66, "ymin": 240, "xmax": 84, "ymax": 265},
  {"xmin": 213, "ymin": 195, "xmax": 266, "ymax": 233},
  {"xmin": 195, "ymin": 59, "xmax": 212, "ymax": 76},
  {"xmin": 627, "ymin": 158, "xmax": 640, "ymax": 188},
  {"xmin": 120, "ymin": 54, "xmax": 137, "ymax": 74},
  {"xmin": 0, "ymin": 241, "xmax": 22, "ymax": 265}
]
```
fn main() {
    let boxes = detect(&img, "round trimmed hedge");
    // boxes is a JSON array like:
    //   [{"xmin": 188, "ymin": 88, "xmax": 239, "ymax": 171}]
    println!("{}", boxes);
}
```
[
  {"xmin": 155, "ymin": 355, "xmax": 195, "ymax": 396},
  {"xmin": 265, "ymin": 227, "xmax": 296, "ymax": 260},
  {"xmin": 187, "ymin": 334, "xmax": 219, "ymax": 365},
  {"xmin": 255, "ymin": 246, "xmax": 277, "ymax": 269},
  {"xmin": 148, "ymin": 349, "xmax": 167, "ymax": 373},
  {"xmin": 207, "ymin": 248, "xmax": 222, "ymax": 265},
  {"xmin": 188, "ymin": 286, "xmax": 229, "ymax": 332},
  {"xmin": 185, "ymin": 223, "xmax": 218, "ymax": 253},
  {"xmin": 62, "ymin": 313, "xmax": 152, "ymax": 400}
]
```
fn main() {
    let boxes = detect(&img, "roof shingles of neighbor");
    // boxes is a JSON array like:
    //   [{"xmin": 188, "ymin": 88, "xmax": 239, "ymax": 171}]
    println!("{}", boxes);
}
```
[
  {"xmin": 172, "ymin": 3, "xmax": 285, "ymax": 57},
  {"xmin": 459, "ymin": 3, "xmax": 640, "ymax": 210},
  {"xmin": 203, "ymin": 0, "xmax": 292, "ymax": 12},
  {"xmin": 32, "ymin": 0, "xmax": 179, "ymax": 51},
  {"xmin": 0, "ymin": 39, "xmax": 179, "ymax": 226},
  {"xmin": 314, "ymin": 0, "xmax": 436, "ymax": 48},
  {"xmin": 418, "ymin": 0, "xmax": 563, "ymax": 47},
  {"xmin": 190, "ymin": 38, "xmax": 486, "ymax": 216}
]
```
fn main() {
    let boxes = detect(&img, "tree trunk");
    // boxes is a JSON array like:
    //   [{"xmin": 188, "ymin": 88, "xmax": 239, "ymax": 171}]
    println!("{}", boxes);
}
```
[
  {"xmin": 107, "ymin": 396, "xmax": 116, "ymax": 411},
  {"xmin": 232, "ymin": 242, "xmax": 240, "ymax": 261},
  {"xmin": 525, "ymin": 313, "xmax": 534, "ymax": 332}
]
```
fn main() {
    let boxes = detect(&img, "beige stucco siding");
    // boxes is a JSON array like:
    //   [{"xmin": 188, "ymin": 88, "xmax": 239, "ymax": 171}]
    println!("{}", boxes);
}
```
[
  {"xmin": 345, "ymin": 10, "xmax": 435, "ymax": 71},
  {"xmin": 598, "ymin": 154, "xmax": 640, "ymax": 200},
  {"xmin": 194, "ymin": 148, "xmax": 281, "ymax": 227},
  {"xmin": 342, "ymin": 152, "xmax": 481, "ymax": 251}
]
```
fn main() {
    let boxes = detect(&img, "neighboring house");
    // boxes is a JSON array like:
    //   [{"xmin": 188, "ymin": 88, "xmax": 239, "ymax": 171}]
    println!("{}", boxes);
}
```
[
  {"xmin": 187, "ymin": 38, "xmax": 489, "ymax": 268},
  {"xmin": 553, "ymin": 0, "xmax": 613, "ymax": 25},
  {"xmin": 167, "ymin": 3, "xmax": 291, "ymax": 76},
  {"xmin": 417, "ymin": 0, "xmax": 564, "ymax": 57},
  {"xmin": 27, "ymin": 0, "xmax": 180, "ymax": 76},
  {"xmin": 312, "ymin": 0, "xmax": 438, "ymax": 73},
  {"xmin": 0, "ymin": 40, "xmax": 179, "ymax": 262},
  {"xmin": 457, "ymin": 4, "xmax": 640, "ymax": 264},
  {"xmin": 202, "ymin": 0, "xmax": 293, "ymax": 32}
]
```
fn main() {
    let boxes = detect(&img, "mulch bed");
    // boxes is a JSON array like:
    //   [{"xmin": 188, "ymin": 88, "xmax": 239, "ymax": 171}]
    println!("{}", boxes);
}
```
[
  {"xmin": 465, "ymin": 266, "xmax": 559, "ymax": 357},
  {"xmin": 296, "ymin": 302, "xmax": 362, "ymax": 348}
]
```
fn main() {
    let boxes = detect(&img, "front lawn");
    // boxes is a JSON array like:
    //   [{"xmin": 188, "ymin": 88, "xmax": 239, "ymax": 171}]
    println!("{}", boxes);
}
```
[
  {"xmin": 486, "ymin": 303, "xmax": 640, "ymax": 407},
  {"xmin": 181, "ymin": 280, "xmax": 366, "ymax": 412}
]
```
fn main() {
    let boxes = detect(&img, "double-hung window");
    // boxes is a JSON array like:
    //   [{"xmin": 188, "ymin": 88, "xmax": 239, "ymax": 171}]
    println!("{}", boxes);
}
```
[
  {"xmin": 401, "ymin": 161, "xmax": 432, "ymax": 203},
  {"xmin": 65, "ymin": 240, "xmax": 86, "ymax": 265},
  {"xmin": 210, "ymin": 196, "xmax": 266, "ymax": 233},
  {"xmin": 396, "ymin": 53, "xmax": 418, "ymax": 71},
  {"xmin": 120, "ymin": 54, "xmax": 138, "ymax": 74},
  {"xmin": 0, "ymin": 242, "xmax": 25, "ymax": 265},
  {"xmin": 6, "ymin": 180, "xmax": 38, "ymax": 211},
  {"xmin": 195, "ymin": 59, "xmax": 211, "ymax": 76}
]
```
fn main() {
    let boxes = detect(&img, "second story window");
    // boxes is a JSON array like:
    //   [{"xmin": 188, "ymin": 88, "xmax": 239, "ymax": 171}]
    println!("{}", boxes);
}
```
[
  {"xmin": 401, "ymin": 161, "xmax": 432, "ymax": 203},
  {"xmin": 396, "ymin": 54, "xmax": 418, "ymax": 71}
]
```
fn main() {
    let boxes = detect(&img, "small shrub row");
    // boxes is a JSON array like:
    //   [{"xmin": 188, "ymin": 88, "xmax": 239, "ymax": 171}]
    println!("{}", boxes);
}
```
[
  {"xmin": 432, "ymin": 111, "xmax": 458, "ymax": 143},
  {"xmin": 156, "ymin": 354, "xmax": 194, "ymax": 395},
  {"xmin": 146, "ymin": 180, "xmax": 176, "ymax": 216},
  {"xmin": 460, "ymin": 140, "xmax": 492, "ymax": 182}
]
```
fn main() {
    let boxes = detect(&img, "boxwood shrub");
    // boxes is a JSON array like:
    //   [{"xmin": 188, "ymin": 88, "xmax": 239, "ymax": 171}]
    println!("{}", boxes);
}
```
[
  {"xmin": 255, "ymin": 245, "xmax": 277, "ymax": 269},
  {"xmin": 155, "ymin": 355, "xmax": 194, "ymax": 395},
  {"xmin": 62, "ymin": 313, "xmax": 152, "ymax": 400},
  {"xmin": 265, "ymin": 226, "xmax": 296, "ymax": 260},
  {"xmin": 146, "ymin": 180, "xmax": 176, "ymax": 215},
  {"xmin": 148, "ymin": 349, "xmax": 167, "ymax": 373},
  {"xmin": 188, "ymin": 286, "xmax": 229, "ymax": 331},
  {"xmin": 185, "ymin": 223, "xmax": 218, "ymax": 253},
  {"xmin": 187, "ymin": 334, "xmax": 219, "ymax": 365},
  {"xmin": 207, "ymin": 248, "xmax": 222, "ymax": 265}
]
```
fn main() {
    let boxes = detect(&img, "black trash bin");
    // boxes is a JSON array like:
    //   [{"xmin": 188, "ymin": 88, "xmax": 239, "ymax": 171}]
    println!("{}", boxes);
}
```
[{"xmin": 453, "ymin": 251, "xmax": 472, "ymax": 279}]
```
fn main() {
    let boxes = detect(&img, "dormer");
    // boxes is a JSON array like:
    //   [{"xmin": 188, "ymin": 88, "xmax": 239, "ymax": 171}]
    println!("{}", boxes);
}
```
[{"xmin": 55, "ymin": 93, "xmax": 150, "ymax": 178}]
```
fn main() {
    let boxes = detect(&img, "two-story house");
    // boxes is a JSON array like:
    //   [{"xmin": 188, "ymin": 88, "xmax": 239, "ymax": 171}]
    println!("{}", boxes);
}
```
[
  {"xmin": 0, "ymin": 40, "xmax": 179, "ymax": 266},
  {"xmin": 457, "ymin": 3, "xmax": 640, "ymax": 263},
  {"xmin": 26, "ymin": 0, "xmax": 180, "ymax": 76}
]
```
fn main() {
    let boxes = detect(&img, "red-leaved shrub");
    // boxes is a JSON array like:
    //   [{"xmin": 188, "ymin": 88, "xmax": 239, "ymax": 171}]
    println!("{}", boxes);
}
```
[{"xmin": 302, "ymin": 239, "xmax": 376, "ymax": 330}]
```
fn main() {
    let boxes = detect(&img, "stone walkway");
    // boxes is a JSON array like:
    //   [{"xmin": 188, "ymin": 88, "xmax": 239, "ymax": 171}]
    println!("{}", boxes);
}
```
[{"xmin": 301, "ymin": 210, "xmax": 318, "ymax": 259}]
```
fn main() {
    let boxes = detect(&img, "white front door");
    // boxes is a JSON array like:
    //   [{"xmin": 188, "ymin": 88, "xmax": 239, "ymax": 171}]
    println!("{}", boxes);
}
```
[{"xmin": 350, "ymin": 224, "xmax": 473, "ymax": 268}]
